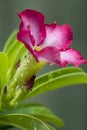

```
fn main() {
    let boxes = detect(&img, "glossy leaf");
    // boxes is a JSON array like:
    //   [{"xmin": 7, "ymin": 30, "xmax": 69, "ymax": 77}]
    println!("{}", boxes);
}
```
[
  {"xmin": 3, "ymin": 30, "xmax": 17, "ymax": 52},
  {"xmin": 3, "ymin": 30, "xmax": 27, "ymax": 81},
  {"xmin": 7, "ymin": 40, "xmax": 27, "ymax": 80},
  {"xmin": 48, "ymin": 125, "xmax": 56, "ymax": 130},
  {"xmin": 0, "ymin": 114, "xmax": 53, "ymax": 130},
  {"xmin": 34, "ymin": 67, "xmax": 84, "ymax": 88},
  {"xmin": 0, "ymin": 52, "xmax": 8, "ymax": 87},
  {"xmin": 1, "ymin": 103, "xmax": 64, "ymax": 128},
  {"xmin": 26, "ymin": 67, "xmax": 87, "ymax": 98},
  {"xmin": 0, "ymin": 76, "xmax": 1, "ymax": 88},
  {"xmin": 0, "ymin": 123, "xmax": 12, "ymax": 130}
]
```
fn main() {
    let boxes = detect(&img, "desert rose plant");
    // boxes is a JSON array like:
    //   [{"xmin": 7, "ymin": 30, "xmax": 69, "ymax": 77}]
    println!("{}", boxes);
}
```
[{"xmin": 0, "ymin": 9, "xmax": 87, "ymax": 130}]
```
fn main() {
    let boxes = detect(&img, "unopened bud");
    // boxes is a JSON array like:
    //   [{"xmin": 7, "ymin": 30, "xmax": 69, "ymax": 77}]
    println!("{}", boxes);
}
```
[{"xmin": 24, "ymin": 75, "xmax": 36, "ymax": 90}]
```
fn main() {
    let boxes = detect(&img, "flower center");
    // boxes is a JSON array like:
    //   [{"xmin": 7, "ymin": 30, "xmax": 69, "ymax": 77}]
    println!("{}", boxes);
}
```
[{"xmin": 34, "ymin": 46, "xmax": 42, "ymax": 51}]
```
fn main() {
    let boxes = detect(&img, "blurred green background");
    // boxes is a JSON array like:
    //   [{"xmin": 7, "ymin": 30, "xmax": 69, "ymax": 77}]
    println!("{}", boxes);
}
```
[{"xmin": 0, "ymin": 0, "xmax": 87, "ymax": 130}]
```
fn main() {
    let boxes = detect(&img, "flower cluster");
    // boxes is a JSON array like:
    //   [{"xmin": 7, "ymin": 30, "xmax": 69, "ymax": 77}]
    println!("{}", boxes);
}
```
[{"xmin": 17, "ymin": 9, "xmax": 87, "ymax": 66}]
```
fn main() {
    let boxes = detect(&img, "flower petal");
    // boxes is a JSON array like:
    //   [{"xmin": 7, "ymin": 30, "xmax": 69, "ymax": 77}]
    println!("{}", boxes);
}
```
[
  {"xmin": 34, "ymin": 47, "xmax": 60, "ymax": 65},
  {"xmin": 17, "ymin": 30, "xmax": 34, "ymax": 54},
  {"xmin": 59, "ymin": 48, "xmax": 87, "ymax": 66},
  {"xmin": 18, "ymin": 9, "xmax": 46, "ymax": 46},
  {"xmin": 42, "ymin": 23, "xmax": 73, "ymax": 50}
]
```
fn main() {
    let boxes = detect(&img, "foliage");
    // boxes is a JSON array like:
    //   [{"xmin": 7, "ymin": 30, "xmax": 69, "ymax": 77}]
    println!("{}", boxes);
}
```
[{"xmin": 0, "ymin": 31, "xmax": 87, "ymax": 130}]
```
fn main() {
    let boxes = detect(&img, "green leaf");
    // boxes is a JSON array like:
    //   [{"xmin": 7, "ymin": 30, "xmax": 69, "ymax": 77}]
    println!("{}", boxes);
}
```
[
  {"xmin": 7, "ymin": 40, "xmax": 27, "ymax": 80},
  {"xmin": 0, "ymin": 123, "xmax": 12, "ymax": 130},
  {"xmin": 47, "ymin": 125, "xmax": 56, "ymax": 130},
  {"xmin": 0, "ymin": 114, "xmax": 53, "ymax": 130},
  {"xmin": 26, "ymin": 67, "xmax": 87, "ymax": 98},
  {"xmin": 0, "ymin": 52, "xmax": 8, "ymax": 87},
  {"xmin": 35, "ymin": 67, "xmax": 84, "ymax": 88},
  {"xmin": 3, "ymin": 30, "xmax": 27, "ymax": 81},
  {"xmin": 0, "ymin": 77, "xmax": 1, "ymax": 89},
  {"xmin": 1, "ymin": 103, "xmax": 64, "ymax": 128},
  {"xmin": 3, "ymin": 30, "xmax": 17, "ymax": 52}
]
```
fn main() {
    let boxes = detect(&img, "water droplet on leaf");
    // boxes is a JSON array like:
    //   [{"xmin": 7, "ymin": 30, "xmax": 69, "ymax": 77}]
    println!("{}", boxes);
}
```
[
  {"xmin": 14, "ymin": 77, "xmax": 17, "ymax": 82},
  {"xmin": 21, "ymin": 73, "xmax": 23, "ymax": 78},
  {"xmin": 48, "ymin": 73, "xmax": 53, "ymax": 80},
  {"xmin": 16, "ymin": 85, "xmax": 21, "ymax": 89},
  {"xmin": 26, "ymin": 59, "xmax": 30, "ymax": 64},
  {"xmin": 34, "ymin": 127, "xmax": 37, "ymax": 130}
]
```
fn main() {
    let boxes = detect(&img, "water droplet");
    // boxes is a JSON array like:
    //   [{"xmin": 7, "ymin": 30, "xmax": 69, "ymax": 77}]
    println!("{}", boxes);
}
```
[
  {"xmin": 48, "ymin": 73, "xmax": 53, "ymax": 80},
  {"xmin": 21, "ymin": 73, "xmax": 23, "ymax": 78},
  {"xmin": 14, "ymin": 77, "xmax": 17, "ymax": 82},
  {"xmin": 34, "ymin": 127, "xmax": 37, "ymax": 130},
  {"xmin": 32, "ymin": 122, "xmax": 38, "ymax": 130},
  {"xmin": 26, "ymin": 59, "xmax": 30, "ymax": 64},
  {"xmin": 16, "ymin": 85, "xmax": 21, "ymax": 90},
  {"xmin": 23, "ymin": 63, "xmax": 26, "ymax": 67}
]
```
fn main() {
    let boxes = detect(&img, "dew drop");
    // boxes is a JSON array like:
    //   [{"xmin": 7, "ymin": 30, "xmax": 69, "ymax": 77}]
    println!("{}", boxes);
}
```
[
  {"xmin": 34, "ymin": 127, "xmax": 37, "ymax": 130},
  {"xmin": 26, "ymin": 59, "xmax": 30, "ymax": 64},
  {"xmin": 48, "ymin": 73, "xmax": 53, "ymax": 80},
  {"xmin": 16, "ymin": 85, "xmax": 21, "ymax": 90},
  {"xmin": 32, "ymin": 122, "xmax": 38, "ymax": 130},
  {"xmin": 14, "ymin": 77, "xmax": 17, "ymax": 82},
  {"xmin": 20, "ymin": 73, "xmax": 23, "ymax": 78}
]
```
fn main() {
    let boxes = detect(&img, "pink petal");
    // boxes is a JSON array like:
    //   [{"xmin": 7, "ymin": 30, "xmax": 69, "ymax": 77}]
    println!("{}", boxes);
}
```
[
  {"xmin": 41, "ymin": 23, "xmax": 73, "ymax": 50},
  {"xmin": 34, "ymin": 47, "xmax": 60, "ymax": 65},
  {"xmin": 18, "ymin": 9, "xmax": 46, "ymax": 46},
  {"xmin": 17, "ymin": 30, "xmax": 34, "ymax": 54},
  {"xmin": 59, "ymin": 48, "xmax": 87, "ymax": 66}
]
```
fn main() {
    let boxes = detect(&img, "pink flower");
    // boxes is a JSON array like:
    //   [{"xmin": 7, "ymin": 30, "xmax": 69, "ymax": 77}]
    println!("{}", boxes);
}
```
[{"xmin": 17, "ymin": 9, "xmax": 87, "ymax": 66}]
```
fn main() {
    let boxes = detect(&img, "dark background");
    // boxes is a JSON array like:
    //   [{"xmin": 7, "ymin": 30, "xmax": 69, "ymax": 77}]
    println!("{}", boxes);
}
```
[{"xmin": 0, "ymin": 0, "xmax": 87, "ymax": 130}]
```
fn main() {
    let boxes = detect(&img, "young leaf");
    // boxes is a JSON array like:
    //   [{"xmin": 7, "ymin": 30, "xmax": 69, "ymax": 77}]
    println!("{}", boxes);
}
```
[
  {"xmin": 26, "ymin": 67, "xmax": 87, "ymax": 98},
  {"xmin": 3, "ymin": 30, "xmax": 27, "ymax": 81},
  {"xmin": 1, "ymin": 103, "xmax": 64, "ymax": 128},
  {"xmin": 0, "ymin": 76, "xmax": 1, "ymax": 88},
  {"xmin": 7, "ymin": 40, "xmax": 27, "ymax": 81},
  {"xmin": 3, "ymin": 30, "xmax": 17, "ymax": 52},
  {"xmin": 0, "ymin": 52, "xmax": 8, "ymax": 87},
  {"xmin": 0, "ymin": 114, "xmax": 52, "ymax": 130}
]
